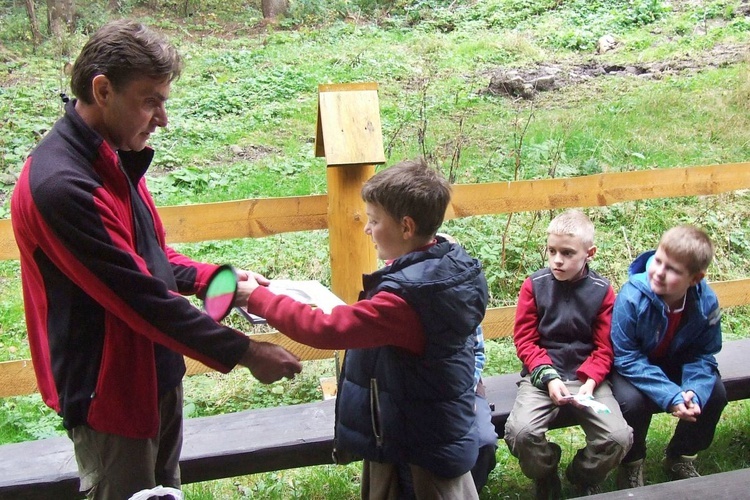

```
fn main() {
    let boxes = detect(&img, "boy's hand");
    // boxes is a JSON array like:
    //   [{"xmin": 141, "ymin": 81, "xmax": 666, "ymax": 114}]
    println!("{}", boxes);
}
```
[
  {"xmin": 548, "ymin": 379, "xmax": 572, "ymax": 405},
  {"xmin": 234, "ymin": 269, "xmax": 268, "ymax": 306},
  {"xmin": 567, "ymin": 378, "xmax": 596, "ymax": 408},
  {"xmin": 577, "ymin": 378, "xmax": 596, "ymax": 397},
  {"xmin": 669, "ymin": 391, "xmax": 701, "ymax": 422},
  {"xmin": 436, "ymin": 232, "xmax": 457, "ymax": 244}
]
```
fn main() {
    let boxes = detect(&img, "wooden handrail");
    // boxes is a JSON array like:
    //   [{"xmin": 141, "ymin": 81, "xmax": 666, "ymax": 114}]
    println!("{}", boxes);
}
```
[
  {"xmin": 448, "ymin": 162, "xmax": 750, "ymax": 217},
  {"xmin": 1, "ymin": 163, "xmax": 748, "ymax": 260}
]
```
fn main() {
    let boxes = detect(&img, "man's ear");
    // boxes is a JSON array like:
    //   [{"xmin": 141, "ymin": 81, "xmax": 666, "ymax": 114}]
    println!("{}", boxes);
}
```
[
  {"xmin": 586, "ymin": 245, "xmax": 597, "ymax": 262},
  {"xmin": 91, "ymin": 74, "xmax": 112, "ymax": 106},
  {"xmin": 401, "ymin": 216, "xmax": 417, "ymax": 239}
]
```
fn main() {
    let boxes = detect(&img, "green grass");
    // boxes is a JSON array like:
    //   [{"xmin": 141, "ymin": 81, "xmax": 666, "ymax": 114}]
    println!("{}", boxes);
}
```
[{"xmin": 2, "ymin": 0, "xmax": 750, "ymax": 497}]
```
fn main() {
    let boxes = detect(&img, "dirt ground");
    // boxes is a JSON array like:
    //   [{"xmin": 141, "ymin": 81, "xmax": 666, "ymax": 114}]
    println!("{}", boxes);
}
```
[{"xmin": 486, "ymin": 41, "xmax": 750, "ymax": 99}]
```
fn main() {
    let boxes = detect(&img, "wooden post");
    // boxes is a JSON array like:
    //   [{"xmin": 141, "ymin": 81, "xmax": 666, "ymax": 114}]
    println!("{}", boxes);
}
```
[{"xmin": 316, "ymin": 82, "xmax": 385, "ymax": 305}]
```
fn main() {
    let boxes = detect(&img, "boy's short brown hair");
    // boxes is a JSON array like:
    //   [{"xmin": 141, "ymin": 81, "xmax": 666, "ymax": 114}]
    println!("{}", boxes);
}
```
[
  {"xmin": 547, "ymin": 209, "xmax": 595, "ymax": 248},
  {"xmin": 71, "ymin": 19, "xmax": 182, "ymax": 104},
  {"xmin": 658, "ymin": 224, "xmax": 714, "ymax": 274},
  {"xmin": 361, "ymin": 158, "xmax": 451, "ymax": 237}
]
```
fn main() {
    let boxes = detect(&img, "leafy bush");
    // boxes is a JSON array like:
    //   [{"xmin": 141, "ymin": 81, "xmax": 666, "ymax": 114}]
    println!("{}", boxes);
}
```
[
  {"xmin": 0, "ymin": 9, "xmax": 37, "ymax": 44},
  {"xmin": 184, "ymin": 67, "xmax": 310, "ymax": 120},
  {"xmin": 183, "ymin": 359, "xmax": 335, "ymax": 418},
  {"xmin": 728, "ymin": 17, "xmax": 750, "ymax": 33},
  {"xmin": 617, "ymin": 0, "xmax": 671, "ymax": 28},
  {"xmin": 0, "ymin": 395, "xmax": 63, "ymax": 444},
  {"xmin": 692, "ymin": 0, "xmax": 739, "ymax": 22}
]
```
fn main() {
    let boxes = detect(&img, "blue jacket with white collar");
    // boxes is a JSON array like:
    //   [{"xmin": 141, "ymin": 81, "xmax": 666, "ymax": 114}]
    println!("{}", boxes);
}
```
[{"xmin": 611, "ymin": 250, "xmax": 722, "ymax": 411}]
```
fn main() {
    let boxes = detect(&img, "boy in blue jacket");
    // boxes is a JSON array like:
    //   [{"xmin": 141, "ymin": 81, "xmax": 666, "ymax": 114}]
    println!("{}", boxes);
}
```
[{"xmin": 610, "ymin": 225, "xmax": 727, "ymax": 488}]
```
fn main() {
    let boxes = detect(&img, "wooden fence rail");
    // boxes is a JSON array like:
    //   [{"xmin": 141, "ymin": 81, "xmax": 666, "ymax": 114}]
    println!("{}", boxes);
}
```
[{"xmin": 0, "ymin": 163, "xmax": 748, "ymax": 398}]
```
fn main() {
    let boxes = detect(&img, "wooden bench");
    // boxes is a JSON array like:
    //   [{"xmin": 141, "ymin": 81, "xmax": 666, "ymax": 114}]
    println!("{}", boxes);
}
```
[
  {"xmin": 582, "ymin": 466, "xmax": 750, "ymax": 499},
  {"xmin": 1, "ymin": 337, "xmax": 749, "ymax": 499},
  {"xmin": 484, "ymin": 336, "xmax": 750, "ymax": 432}
]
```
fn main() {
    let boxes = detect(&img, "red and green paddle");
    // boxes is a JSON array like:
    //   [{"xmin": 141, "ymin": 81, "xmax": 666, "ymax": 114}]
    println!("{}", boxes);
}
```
[{"xmin": 203, "ymin": 264, "xmax": 239, "ymax": 322}]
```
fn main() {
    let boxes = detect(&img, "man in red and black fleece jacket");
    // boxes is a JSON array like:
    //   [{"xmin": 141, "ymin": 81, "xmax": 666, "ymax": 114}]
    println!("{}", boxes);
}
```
[{"xmin": 10, "ymin": 19, "xmax": 301, "ymax": 499}]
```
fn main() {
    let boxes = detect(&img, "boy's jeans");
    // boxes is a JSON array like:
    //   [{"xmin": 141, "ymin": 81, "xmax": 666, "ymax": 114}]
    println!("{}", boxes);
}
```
[{"xmin": 610, "ymin": 370, "xmax": 727, "ymax": 462}]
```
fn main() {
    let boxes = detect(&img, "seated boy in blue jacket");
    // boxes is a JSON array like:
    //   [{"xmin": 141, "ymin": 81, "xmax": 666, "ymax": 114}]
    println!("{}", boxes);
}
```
[{"xmin": 610, "ymin": 225, "xmax": 727, "ymax": 488}]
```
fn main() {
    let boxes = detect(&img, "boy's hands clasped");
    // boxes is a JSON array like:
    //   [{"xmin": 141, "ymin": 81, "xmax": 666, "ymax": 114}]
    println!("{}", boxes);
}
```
[{"xmin": 669, "ymin": 390, "xmax": 701, "ymax": 422}]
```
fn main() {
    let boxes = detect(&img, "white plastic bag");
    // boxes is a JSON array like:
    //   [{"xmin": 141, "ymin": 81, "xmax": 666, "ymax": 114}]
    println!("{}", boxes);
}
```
[{"xmin": 128, "ymin": 486, "xmax": 183, "ymax": 500}]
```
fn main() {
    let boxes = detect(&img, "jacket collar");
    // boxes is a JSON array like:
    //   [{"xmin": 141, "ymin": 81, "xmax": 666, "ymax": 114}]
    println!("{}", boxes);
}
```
[{"xmin": 61, "ymin": 99, "xmax": 154, "ymax": 185}]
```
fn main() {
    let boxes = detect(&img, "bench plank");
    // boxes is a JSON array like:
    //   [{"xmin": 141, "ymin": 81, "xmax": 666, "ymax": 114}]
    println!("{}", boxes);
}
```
[
  {"xmin": 0, "ymin": 437, "xmax": 78, "ymax": 499},
  {"xmin": 0, "ymin": 399, "xmax": 337, "ymax": 499},
  {"xmin": 179, "ymin": 398, "xmax": 335, "ymax": 483},
  {"xmin": 584, "ymin": 466, "xmax": 750, "ymax": 498},
  {"xmin": 713, "ymin": 337, "xmax": 750, "ymax": 401},
  {"xmin": 0, "ymin": 338, "xmax": 748, "ymax": 499}
]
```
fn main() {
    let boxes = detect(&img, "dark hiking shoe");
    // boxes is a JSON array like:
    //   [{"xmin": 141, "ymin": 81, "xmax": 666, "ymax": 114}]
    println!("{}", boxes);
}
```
[
  {"xmin": 616, "ymin": 458, "xmax": 645, "ymax": 488},
  {"xmin": 535, "ymin": 442, "xmax": 562, "ymax": 500},
  {"xmin": 578, "ymin": 483, "xmax": 602, "ymax": 496},
  {"xmin": 565, "ymin": 462, "xmax": 603, "ymax": 496},
  {"xmin": 535, "ymin": 472, "xmax": 562, "ymax": 500},
  {"xmin": 663, "ymin": 454, "xmax": 700, "ymax": 480}
]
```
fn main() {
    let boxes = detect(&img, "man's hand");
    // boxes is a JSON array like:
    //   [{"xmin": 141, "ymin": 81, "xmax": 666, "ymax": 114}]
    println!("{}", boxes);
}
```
[
  {"xmin": 239, "ymin": 340, "xmax": 302, "ymax": 383},
  {"xmin": 234, "ymin": 269, "xmax": 269, "ymax": 307},
  {"xmin": 669, "ymin": 390, "xmax": 701, "ymax": 422}
]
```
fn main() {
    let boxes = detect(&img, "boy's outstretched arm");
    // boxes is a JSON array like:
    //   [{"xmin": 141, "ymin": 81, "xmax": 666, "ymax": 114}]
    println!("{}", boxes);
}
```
[{"xmin": 245, "ymin": 277, "xmax": 426, "ymax": 354}]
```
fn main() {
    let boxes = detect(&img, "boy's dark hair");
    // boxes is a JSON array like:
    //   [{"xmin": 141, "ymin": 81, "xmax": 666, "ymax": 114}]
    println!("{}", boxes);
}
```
[
  {"xmin": 361, "ymin": 158, "xmax": 451, "ymax": 237},
  {"xmin": 71, "ymin": 19, "xmax": 182, "ymax": 104}
]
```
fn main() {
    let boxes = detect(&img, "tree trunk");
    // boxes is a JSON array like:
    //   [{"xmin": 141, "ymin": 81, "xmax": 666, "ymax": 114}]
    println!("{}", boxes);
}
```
[
  {"xmin": 24, "ymin": 0, "xmax": 43, "ymax": 46},
  {"xmin": 46, "ymin": 0, "xmax": 76, "ymax": 37},
  {"xmin": 261, "ymin": 0, "xmax": 289, "ymax": 19}
]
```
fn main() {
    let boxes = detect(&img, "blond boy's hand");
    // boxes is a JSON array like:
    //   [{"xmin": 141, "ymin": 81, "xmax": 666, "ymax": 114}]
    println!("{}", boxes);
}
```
[
  {"xmin": 576, "ymin": 378, "xmax": 596, "ymax": 399},
  {"xmin": 548, "ymin": 378, "xmax": 572, "ymax": 405}
]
